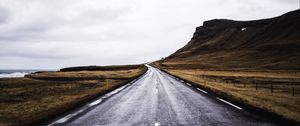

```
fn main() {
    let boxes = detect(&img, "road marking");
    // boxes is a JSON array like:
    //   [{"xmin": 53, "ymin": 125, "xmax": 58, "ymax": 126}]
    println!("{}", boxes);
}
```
[
  {"xmin": 155, "ymin": 88, "xmax": 158, "ymax": 94},
  {"xmin": 196, "ymin": 88, "xmax": 207, "ymax": 94},
  {"xmin": 54, "ymin": 114, "xmax": 72, "ymax": 123},
  {"xmin": 186, "ymin": 83, "xmax": 191, "ymax": 86},
  {"xmin": 102, "ymin": 86, "xmax": 126, "ymax": 99},
  {"xmin": 216, "ymin": 97, "xmax": 242, "ymax": 110},
  {"xmin": 154, "ymin": 122, "xmax": 160, "ymax": 126},
  {"xmin": 48, "ymin": 109, "xmax": 81, "ymax": 125},
  {"xmin": 89, "ymin": 99, "xmax": 102, "ymax": 106}
]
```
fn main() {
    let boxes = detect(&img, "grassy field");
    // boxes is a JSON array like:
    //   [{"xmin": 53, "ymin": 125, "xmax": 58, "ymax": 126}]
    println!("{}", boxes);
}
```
[
  {"xmin": 0, "ymin": 65, "xmax": 147, "ymax": 126},
  {"xmin": 59, "ymin": 64, "xmax": 144, "ymax": 71},
  {"xmin": 154, "ymin": 63, "xmax": 300, "ymax": 123}
]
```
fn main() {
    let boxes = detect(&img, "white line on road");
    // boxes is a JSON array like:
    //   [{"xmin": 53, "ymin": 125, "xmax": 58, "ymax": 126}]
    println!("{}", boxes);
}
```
[
  {"xmin": 196, "ymin": 88, "xmax": 207, "ymax": 94},
  {"xmin": 54, "ymin": 114, "xmax": 73, "ymax": 124},
  {"xmin": 216, "ymin": 97, "xmax": 242, "ymax": 110},
  {"xmin": 155, "ymin": 88, "xmax": 158, "ymax": 94},
  {"xmin": 186, "ymin": 83, "xmax": 191, "ymax": 86},
  {"xmin": 48, "ymin": 109, "xmax": 85, "ymax": 125},
  {"xmin": 89, "ymin": 98, "xmax": 103, "ymax": 106},
  {"xmin": 154, "ymin": 122, "xmax": 160, "ymax": 126}
]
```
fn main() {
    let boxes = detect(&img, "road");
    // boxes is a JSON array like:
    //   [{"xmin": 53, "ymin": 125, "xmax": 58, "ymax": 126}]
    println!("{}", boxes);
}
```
[{"xmin": 48, "ymin": 65, "xmax": 276, "ymax": 126}]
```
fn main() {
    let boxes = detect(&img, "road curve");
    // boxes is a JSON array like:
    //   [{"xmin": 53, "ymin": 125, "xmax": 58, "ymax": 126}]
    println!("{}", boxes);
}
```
[{"xmin": 48, "ymin": 65, "xmax": 276, "ymax": 126}]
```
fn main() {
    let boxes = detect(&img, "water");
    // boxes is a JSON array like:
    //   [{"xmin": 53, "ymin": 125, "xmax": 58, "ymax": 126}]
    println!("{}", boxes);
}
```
[{"xmin": 0, "ymin": 70, "xmax": 39, "ymax": 78}]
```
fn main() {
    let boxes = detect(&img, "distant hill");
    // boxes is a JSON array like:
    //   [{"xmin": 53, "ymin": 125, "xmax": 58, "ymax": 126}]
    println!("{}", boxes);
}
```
[
  {"xmin": 159, "ymin": 9, "xmax": 300, "ymax": 71},
  {"xmin": 60, "ymin": 64, "xmax": 144, "ymax": 72}
]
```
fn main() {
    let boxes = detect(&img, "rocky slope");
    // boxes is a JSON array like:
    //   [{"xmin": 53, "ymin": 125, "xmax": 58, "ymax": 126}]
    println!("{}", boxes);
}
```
[{"xmin": 160, "ymin": 9, "xmax": 300, "ymax": 71}]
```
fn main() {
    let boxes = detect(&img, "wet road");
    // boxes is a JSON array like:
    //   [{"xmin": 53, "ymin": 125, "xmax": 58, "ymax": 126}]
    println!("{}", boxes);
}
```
[{"xmin": 48, "ymin": 65, "xmax": 276, "ymax": 126}]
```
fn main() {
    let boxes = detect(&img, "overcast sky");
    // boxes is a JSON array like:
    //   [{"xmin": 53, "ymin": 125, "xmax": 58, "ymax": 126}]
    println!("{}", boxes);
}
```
[{"xmin": 0, "ymin": 0, "xmax": 298, "ymax": 69}]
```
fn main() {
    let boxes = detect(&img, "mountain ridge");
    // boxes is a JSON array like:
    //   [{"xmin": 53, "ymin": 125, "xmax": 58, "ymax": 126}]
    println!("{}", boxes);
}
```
[{"xmin": 161, "ymin": 9, "xmax": 300, "ymax": 71}]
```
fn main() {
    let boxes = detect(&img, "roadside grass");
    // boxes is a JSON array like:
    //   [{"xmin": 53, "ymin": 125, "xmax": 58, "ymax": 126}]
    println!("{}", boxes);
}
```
[
  {"xmin": 162, "ymin": 68, "xmax": 300, "ymax": 123},
  {"xmin": 0, "ymin": 65, "xmax": 147, "ymax": 126},
  {"xmin": 155, "ymin": 61, "xmax": 300, "ymax": 72},
  {"xmin": 26, "ymin": 69, "xmax": 143, "ymax": 81},
  {"xmin": 59, "ymin": 64, "xmax": 144, "ymax": 72}
]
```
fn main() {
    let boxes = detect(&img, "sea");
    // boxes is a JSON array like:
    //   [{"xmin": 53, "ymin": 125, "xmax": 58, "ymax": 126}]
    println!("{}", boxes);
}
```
[{"xmin": 0, "ymin": 69, "xmax": 42, "ymax": 78}]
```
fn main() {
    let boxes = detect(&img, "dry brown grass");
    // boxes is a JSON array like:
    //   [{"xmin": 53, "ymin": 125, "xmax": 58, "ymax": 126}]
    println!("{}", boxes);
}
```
[
  {"xmin": 26, "ymin": 69, "xmax": 142, "ymax": 80},
  {"xmin": 169, "ymin": 69, "xmax": 300, "ymax": 79},
  {"xmin": 164, "ymin": 69, "xmax": 300, "ymax": 123},
  {"xmin": 0, "ymin": 65, "xmax": 147, "ymax": 126}
]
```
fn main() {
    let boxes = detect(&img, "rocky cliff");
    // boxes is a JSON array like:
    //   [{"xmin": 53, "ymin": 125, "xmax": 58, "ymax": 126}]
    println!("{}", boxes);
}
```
[{"xmin": 161, "ymin": 9, "xmax": 300, "ymax": 71}]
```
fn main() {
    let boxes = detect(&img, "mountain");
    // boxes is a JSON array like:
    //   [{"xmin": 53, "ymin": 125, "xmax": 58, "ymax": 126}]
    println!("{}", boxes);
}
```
[{"xmin": 159, "ymin": 9, "xmax": 300, "ymax": 71}]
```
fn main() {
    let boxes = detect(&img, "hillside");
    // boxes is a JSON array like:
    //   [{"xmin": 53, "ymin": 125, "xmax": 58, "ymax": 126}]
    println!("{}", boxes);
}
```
[{"xmin": 160, "ymin": 9, "xmax": 300, "ymax": 71}]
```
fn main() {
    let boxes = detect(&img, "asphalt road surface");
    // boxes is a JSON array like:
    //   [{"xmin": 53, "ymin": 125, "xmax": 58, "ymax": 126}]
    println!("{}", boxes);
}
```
[{"xmin": 48, "ymin": 65, "xmax": 276, "ymax": 126}]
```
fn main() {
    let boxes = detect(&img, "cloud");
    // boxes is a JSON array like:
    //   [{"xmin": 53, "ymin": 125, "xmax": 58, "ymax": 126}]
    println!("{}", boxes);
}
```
[
  {"xmin": 0, "ymin": 6, "xmax": 10, "ymax": 24},
  {"xmin": 0, "ymin": 0, "xmax": 298, "ymax": 69},
  {"xmin": 0, "ymin": 0, "xmax": 132, "ymax": 42}
]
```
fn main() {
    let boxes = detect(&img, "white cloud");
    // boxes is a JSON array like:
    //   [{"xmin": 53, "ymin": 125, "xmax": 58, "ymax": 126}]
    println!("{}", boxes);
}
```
[{"xmin": 0, "ymin": 0, "xmax": 298, "ymax": 69}]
